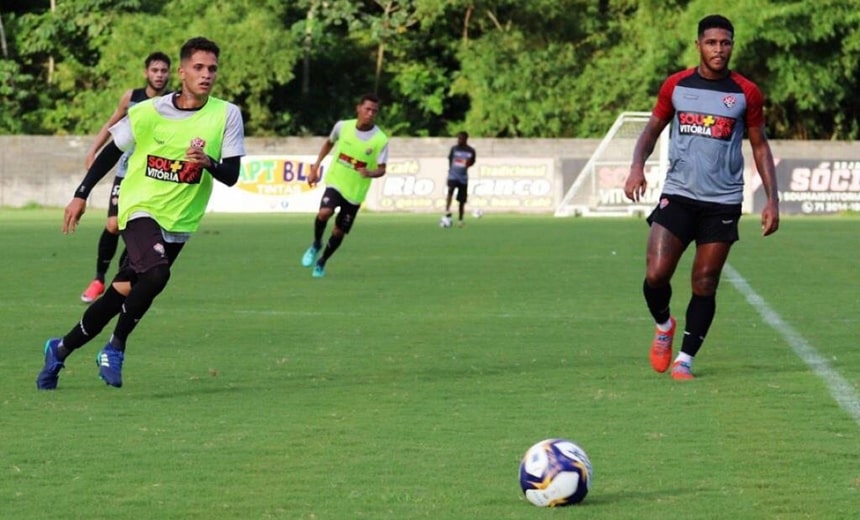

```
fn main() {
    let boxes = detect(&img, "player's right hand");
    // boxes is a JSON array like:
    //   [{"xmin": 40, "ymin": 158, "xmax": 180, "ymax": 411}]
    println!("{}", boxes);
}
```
[
  {"xmin": 307, "ymin": 164, "xmax": 320, "ymax": 187},
  {"xmin": 63, "ymin": 198, "xmax": 87, "ymax": 234}
]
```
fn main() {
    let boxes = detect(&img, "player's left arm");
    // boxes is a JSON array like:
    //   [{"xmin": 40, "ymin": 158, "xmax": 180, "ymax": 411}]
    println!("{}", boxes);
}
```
[
  {"xmin": 197, "ymin": 104, "xmax": 245, "ymax": 187},
  {"xmin": 358, "ymin": 142, "xmax": 389, "ymax": 178},
  {"xmin": 748, "ymin": 125, "xmax": 780, "ymax": 236},
  {"xmin": 743, "ymin": 80, "xmax": 780, "ymax": 237}
]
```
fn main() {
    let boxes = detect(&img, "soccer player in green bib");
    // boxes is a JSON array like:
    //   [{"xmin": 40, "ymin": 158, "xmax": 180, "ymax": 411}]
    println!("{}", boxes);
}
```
[
  {"xmin": 302, "ymin": 93, "xmax": 389, "ymax": 278},
  {"xmin": 36, "ymin": 37, "xmax": 246, "ymax": 390}
]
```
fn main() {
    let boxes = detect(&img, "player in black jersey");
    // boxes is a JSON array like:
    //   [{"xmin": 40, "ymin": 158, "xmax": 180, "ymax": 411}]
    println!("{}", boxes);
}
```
[
  {"xmin": 625, "ymin": 15, "xmax": 780, "ymax": 380},
  {"xmin": 444, "ymin": 131, "xmax": 477, "ymax": 227},
  {"xmin": 80, "ymin": 52, "xmax": 171, "ymax": 303}
]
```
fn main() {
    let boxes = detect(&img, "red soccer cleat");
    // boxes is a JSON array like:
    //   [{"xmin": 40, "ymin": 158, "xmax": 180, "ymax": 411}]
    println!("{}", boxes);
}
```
[
  {"xmin": 81, "ymin": 279, "xmax": 105, "ymax": 303},
  {"xmin": 671, "ymin": 360, "xmax": 695, "ymax": 381},
  {"xmin": 649, "ymin": 316, "xmax": 676, "ymax": 373}
]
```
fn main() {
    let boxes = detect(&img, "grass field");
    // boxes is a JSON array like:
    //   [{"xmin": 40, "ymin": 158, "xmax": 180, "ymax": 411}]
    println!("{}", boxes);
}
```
[{"xmin": 1, "ymin": 209, "xmax": 858, "ymax": 519}]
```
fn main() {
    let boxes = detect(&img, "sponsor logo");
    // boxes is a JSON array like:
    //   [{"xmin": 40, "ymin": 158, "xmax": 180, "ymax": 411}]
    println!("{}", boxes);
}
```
[
  {"xmin": 238, "ymin": 158, "xmax": 320, "ymax": 195},
  {"xmin": 677, "ymin": 111, "xmax": 736, "ymax": 140},
  {"xmin": 659, "ymin": 197, "xmax": 669, "ymax": 209},
  {"xmin": 145, "ymin": 155, "xmax": 202, "ymax": 184},
  {"xmin": 338, "ymin": 152, "xmax": 368, "ymax": 169},
  {"xmin": 721, "ymin": 219, "xmax": 734, "ymax": 224}
]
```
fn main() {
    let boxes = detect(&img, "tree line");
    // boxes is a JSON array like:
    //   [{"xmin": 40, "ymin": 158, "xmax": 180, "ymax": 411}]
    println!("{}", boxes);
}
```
[{"xmin": 1, "ymin": 0, "xmax": 858, "ymax": 140}]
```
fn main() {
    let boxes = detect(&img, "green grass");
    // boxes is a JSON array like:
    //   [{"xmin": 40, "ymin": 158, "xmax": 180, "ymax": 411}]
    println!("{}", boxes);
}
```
[{"xmin": 1, "ymin": 209, "xmax": 858, "ymax": 519}]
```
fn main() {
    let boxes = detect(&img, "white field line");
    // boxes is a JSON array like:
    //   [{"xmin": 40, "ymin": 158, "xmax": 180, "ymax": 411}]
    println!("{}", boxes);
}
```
[{"xmin": 723, "ymin": 263, "xmax": 860, "ymax": 427}]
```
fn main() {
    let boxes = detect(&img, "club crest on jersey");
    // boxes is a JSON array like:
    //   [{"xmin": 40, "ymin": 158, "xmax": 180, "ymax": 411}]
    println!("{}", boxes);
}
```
[
  {"xmin": 190, "ymin": 137, "xmax": 206, "ymax": 148},
  {"xmin": 145, "ymin": 154, "xmax": 203, "ymax": 184},
  {"xmin": 660, "ymin": 197, "xmax": 669, "ymax": 209},
  {"xmin": 722, "ymin": 95, "xmax": 736, "ymax": 108}
]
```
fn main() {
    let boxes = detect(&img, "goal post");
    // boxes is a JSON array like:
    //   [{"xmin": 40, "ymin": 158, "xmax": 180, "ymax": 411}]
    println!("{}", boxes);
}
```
[{"xmin": 555, "ymin": 112, "xmax": 670, "ymax": 217}]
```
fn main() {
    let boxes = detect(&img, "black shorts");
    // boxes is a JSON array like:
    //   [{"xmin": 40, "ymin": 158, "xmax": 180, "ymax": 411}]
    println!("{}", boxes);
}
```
[
  {"xmin": 447, "ymin": 180, "xmax": 468, "ymax": 203},
  {"xmin": 647, "ymin": 194, "xmax": 742, "ymax": 246},
  {"xmin": 107, "ymin": 176, "xmax": 123, "ymax": 218},
  {"xmin": 115, "ymin": 217, "xmax": 184, "ymax": 282},
  {"xmin": 320, "ymin": 187, "xmax": 361, "ymax": 234}
]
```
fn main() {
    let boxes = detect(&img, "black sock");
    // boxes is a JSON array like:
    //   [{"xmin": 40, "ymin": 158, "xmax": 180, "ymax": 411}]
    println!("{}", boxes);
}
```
[
  {"xmin": 60, "ymin": 285, "xmax": 126, "ymax": 358},
  {"xmin": 681, "ymin": 293, "xmax": 716, "ymax": 357},
  {"xmin": 318, "ymin": 234, "xmax": 343, "ymax": 266},
  {"xmin": 313, "ymin": 218, "xmax": 326, "ymax": 249},
  {"xmin": 96, "ymin": 229, "xmax": 119, "ymax": 282},
  {"xmin": 111, "ymin": 264, "xmax": 171, "ymax": 350},
  {"xmin": 643, "ymin": 279, "xmax": 672, "ymax": 324}
]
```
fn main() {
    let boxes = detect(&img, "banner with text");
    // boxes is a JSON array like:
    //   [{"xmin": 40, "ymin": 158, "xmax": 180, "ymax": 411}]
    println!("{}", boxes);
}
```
[
  {"xmin": 209, "ymin": 155, "xmax": 558, "ymax": 214},
  {"xmin": 752, "ymin": 159, "xmax": 860, "ymax": 214},
  {"xmin": 367, "ymin": 157, "xmax": 558, "ymax": 214},
  {"xmin": 209, "ymin": 155, "xmax": 330, "ymax": 212}
]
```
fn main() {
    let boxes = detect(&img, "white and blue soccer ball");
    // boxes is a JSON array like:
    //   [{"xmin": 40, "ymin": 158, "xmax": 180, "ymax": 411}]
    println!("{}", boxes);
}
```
[
  {"xmin": 439, "ymin": 215, "xmax": 453, "ymax": 228},
  {"xmin": 519, "ymin": 438, "xmax": 593, "ymax": 507}
]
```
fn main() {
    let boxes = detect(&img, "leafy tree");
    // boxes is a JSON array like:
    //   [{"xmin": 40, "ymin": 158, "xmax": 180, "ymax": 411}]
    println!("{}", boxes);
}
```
[{"xmin": 1, "ymin": 0, "xmax": 859, "ymax": 138}]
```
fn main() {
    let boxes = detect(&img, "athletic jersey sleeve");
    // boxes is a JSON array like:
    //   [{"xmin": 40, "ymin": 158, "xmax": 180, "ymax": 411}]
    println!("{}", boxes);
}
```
[
  {"xmin": 220, "ymin": 103, "xmax": 246, "ymax": 158},
  {"xmin": 652, "ymin": 78, "xmax": 676, "ymax": 120},
  {"xmin": 653, "ymin": 69, "xmax": 693, "ymax": 121},
  {"xmin": 377, "ymin": 142, "xmax": 389, "ymax": 165},
  {"xmin": 740, "ymin": 80, "xmax": 765, "ymax": 129},
  {"xmin": 109, "ymin": 117, "xmax": 135, "ymax": 152},
  {"xmin": 328, "ymin": 120, "xmax": 344, "ymax": 143}
]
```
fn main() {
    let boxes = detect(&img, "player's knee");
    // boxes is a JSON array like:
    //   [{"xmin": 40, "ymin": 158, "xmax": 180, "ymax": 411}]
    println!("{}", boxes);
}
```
[
  {"xmin": 644, "ymin": 268, "xmax": 671, "ymax": 288},
  {"xmin": 691, "ymin": 274, "xmax": 719, "ymax": 296},
  {"xmin": 139, "ymin": 264, "xmax": 172, "ymax": 294},
  {"xmin": 105, "ymin": 219, "xmax": 119, "ymax": 234}
]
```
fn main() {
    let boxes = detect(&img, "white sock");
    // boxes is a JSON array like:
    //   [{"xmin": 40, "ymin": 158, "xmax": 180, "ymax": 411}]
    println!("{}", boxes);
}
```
[
  {"xmin": 656, "ymin": 318, "xmax": 674, "ymax": 332},
  {"xmin": 675, "ymin": 352, "xmax": 693, "ymax": 366}
]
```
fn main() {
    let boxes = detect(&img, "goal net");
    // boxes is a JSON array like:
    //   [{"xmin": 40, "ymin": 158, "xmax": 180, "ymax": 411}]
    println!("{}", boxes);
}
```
[{"xmin": 555, "ymin": 111, "xmax": 670, "ymax": 217}]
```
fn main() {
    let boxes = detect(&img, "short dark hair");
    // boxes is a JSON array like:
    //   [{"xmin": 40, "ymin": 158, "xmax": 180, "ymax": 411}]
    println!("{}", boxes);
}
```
[
  {"xmin": 180, "ymin": 37, "xmax": 220, "ymax": 61},
  {"xmin": 359, "ymin": 93, "xmax": 380, "ymax": 105},
  {"xmin": 457, "ymin": 131, "xmax": 468, "ymax": 139},
  {"xmin": 698, "ymin": 14, "xmax": 734, "ymax": 38},
  {"xmin": 145, "ymin": 51, "xmax": 170, "ymax": 68}
]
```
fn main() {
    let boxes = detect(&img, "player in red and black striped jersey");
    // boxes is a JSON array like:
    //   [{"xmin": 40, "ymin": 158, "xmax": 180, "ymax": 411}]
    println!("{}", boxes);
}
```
[{"xmin": 624, "ymin": 14, "xmax": 780, "ymax": 380}]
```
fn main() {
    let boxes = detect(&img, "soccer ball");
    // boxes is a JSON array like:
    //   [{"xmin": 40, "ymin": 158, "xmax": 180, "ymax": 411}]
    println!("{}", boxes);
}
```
[
  {"xmin": 519, "ymin": 438, "xmax": 593, "ymax": 507},
  {"xmin": 439, "ymin": 215, "xmax": 453, "ymax": 228},
  {"xmin": 471, "ymin": 208, "xmax": 483, "ymax": 218}
]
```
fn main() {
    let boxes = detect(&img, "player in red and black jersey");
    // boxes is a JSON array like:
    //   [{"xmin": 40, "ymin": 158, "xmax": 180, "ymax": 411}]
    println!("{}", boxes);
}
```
[{"xmin": 624, "ymin": 14, "xmax": 780, "ymax": 380}]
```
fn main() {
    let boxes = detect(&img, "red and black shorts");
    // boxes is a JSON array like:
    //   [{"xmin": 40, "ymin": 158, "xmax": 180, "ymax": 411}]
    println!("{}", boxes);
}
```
[{"xmin": 647, "ymin": 194, "xmax": 742, "ymax": 246}]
